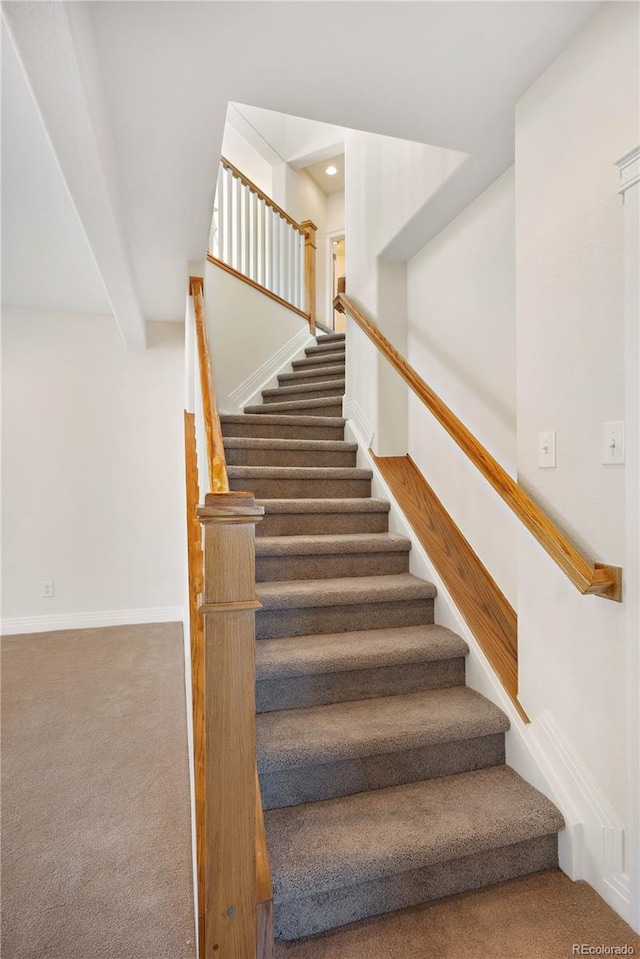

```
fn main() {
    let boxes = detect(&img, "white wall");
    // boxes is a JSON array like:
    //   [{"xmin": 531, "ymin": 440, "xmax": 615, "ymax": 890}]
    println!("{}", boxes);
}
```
[
  {"xmin": 407, "ymin": 167, "xmax": 517, "ymax": 604},
  {"xmin": 1, "ymin": 310, "xmax": 186, "ymax": 630},
  {"xmin": 326, "ymin": 191, "xmax": 345, "ymax": 236},
  {"xmin": 344, "ymin": 130, "xmax": 465, "ymax": 454},
  {"xmin": 514, "ymin": 1, "xmax": 639, "ymax": 917},
  {"xmin": 205, "ymin": 260, "xmax": 312, "ymax": 413},
  {"xmin": 221, "ymin": 122, "xmax": 273, "ymax": 198}
]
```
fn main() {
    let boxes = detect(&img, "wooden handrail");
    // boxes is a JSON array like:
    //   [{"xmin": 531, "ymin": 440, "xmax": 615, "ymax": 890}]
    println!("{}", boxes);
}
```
[
  {"xmin": 191, "ymin": 276, "xmax": 229, "ymax": 492},
  {"xmin": 221, "ymin": 156, "xmax": 306, "ymax": 236},
  {"xmin": 335, "ymin": 291, "xmax": 622, "ymax": 602},
  {"xmin": 187, "ymin": 277, "xmax": 274, "ymax": 958}
]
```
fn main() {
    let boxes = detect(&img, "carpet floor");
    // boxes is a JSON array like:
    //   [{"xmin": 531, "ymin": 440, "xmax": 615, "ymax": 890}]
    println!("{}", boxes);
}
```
[
  {"xmin": 1, "ymin": 622, "xmax": 195, "ymax": 959},
  {"xmin": 274, "ymin": 869, "xmax": 640, "ymax": 959}
]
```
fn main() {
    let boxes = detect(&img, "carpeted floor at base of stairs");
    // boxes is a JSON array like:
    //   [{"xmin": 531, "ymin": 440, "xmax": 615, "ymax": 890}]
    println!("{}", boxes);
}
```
[
  {"xmin": 1, "ymin": 623, "xmax": 195, "ymax": 959},
  {"xmin": 273, "ymin": 870, "xmax": 640, "ymax": 959}
]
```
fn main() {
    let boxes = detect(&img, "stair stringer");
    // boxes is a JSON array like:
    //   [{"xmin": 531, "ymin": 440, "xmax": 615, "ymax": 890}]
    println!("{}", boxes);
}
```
[{"xmin": 345, "ymin": 419, "xmax": 632, "ymax": 928}]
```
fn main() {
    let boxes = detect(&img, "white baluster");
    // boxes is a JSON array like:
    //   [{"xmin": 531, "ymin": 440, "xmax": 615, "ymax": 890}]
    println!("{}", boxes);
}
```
[
  {"xmin": 242, "ymin": 184, "xmax": 250, "ymax": 276},
  {"xmin": 279, "ymin": 218, "xmax": 286, "ymax": 300},
  {"xmin": 234, "ymin": 176, "xmax": 242, "ymax": 271},
  {"xmin": 257, "ymin": 200, "xmax": 267, "ymax": 286},
  {"xmin": 298, "ymin": 232, "xmax": 305, "ymax": 309},
  {"xmin": 251, "ymin": 192, "xmax": 258, "ymax": 282},
  {"xmin": 223, "ymin": 167, "xmax": 232, "ymax": 265}
]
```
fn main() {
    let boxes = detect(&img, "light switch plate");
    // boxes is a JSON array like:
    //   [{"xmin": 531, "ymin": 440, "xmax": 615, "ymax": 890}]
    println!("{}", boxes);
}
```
[
  {"xmin": 538, "ymin": 430, "xmax": 556, "ymax": 469},
  {"xmin": 602, "ymin": 421, "xmax": 625, "ymax": 465}
]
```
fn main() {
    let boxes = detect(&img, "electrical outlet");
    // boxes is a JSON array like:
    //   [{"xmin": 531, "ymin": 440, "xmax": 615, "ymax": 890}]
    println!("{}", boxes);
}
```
[
  {"xmin": 42, "ymin": 581, "xmax": 55, "ymax": 599},
  {"xmin": 538, "ymin": 430, "xmax": 556, "ymax": 469},
  {"xmin": 602, "ymin": 421, "xmax": 625, "ymax": 465}
]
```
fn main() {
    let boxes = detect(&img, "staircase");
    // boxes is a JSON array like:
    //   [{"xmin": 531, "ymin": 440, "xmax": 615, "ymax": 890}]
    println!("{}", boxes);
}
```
[{"xmin": 221, "ymin": 331, "xmax": 564, "ymax": 944}]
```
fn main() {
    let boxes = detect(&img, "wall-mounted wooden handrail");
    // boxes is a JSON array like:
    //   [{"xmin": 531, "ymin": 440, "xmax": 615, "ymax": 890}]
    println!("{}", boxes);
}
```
[
  {"xmin": 334, "ymin": 291, "xmax": 622, "ymax": 602},
  {"xmin": 191, "ymin": 276, "xmax": 229, "ymax": 493},
  {"xmin": 221, "ymin": 156, "xmax": 306, "ymax": 236}
]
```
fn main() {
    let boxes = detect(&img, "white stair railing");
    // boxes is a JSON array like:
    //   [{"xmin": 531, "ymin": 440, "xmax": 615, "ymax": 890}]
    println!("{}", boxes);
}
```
[{"xmin": 209, "ymin": 157, "xmax": 313, "ymax": 323}]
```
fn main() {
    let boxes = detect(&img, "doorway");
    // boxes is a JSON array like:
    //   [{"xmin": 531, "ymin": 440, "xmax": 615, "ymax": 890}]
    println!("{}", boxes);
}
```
[{"xmin": 330, "ymin": 234, "xmax": 346, "ymax": 332}]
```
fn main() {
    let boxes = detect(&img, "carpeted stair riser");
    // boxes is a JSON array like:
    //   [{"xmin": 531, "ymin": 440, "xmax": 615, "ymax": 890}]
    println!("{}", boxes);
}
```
[
  {"xmin": 256, "ymin": 625, "xmax": 468, "ymax": 711},
  {"xmin": 257, "ymin": 656, "xmax": 466, "ymax": 712},
  {"xmin": 244, "ymin": 398, "xmax": 343, "ymax": 418},
  {"xmin": 228, "ymin": 470, "xmax": 371, "ymax": 500},
  {"xmin": 266, "ymin": 765, "xmax": 564, "ymax": 940},
  {"xmin": 255, "ymin": 500, "xmax": 390, "ymax": 537},
  {"xmin": 274, "ymin": 835, "xmax": 559, "ymax": 940},
  {"xmin": 256, "ymin": 512, "xmax": 389, "ymax": 537},
  {"xmin": 221, "ymin": 414, "xmax": 345, "ymax": 442},
  {"xmin": 262, "ymin": 382, "xmax": 346, "ymax": 405},
  {"xmin": 305, "ymin": 341, "xmax": 347, "ymax": 357},
  {"xmin": 255, "ymin": 548, "xmax": 409, "ymax": 582},
  {"xmin": 278, "ymin": 366, "xmax": 345, "ymax": 388},
  {"xmin": 256, "ymin": 598, "xmax": 434, "ymax": 640},
  {"xmin": 224, "ymin": 442, "xmax": 357, "ymax": 469},
  {"xmin": 258, "ymin": 687, "xmax": 509, "ymax": 807},
  {"xmin": 261, "ymin": 734, "xmax": 506, "ymax": 810},
  {"xmin": 292, "ymin": 352, "xmax": 345, "ymax": 371}
]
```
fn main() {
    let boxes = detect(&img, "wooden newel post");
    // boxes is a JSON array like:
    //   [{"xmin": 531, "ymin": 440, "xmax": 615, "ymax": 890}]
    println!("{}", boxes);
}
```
[
  {"xmin": 198, "ymin": 491, "xmax": 265, "ymax": 959},
  {"xmin": 301, "ymin": 220, "xmax": 318, "ymax": 335}
]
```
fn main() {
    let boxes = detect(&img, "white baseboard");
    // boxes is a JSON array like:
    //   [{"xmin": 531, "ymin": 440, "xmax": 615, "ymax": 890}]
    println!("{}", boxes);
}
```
[
  {"xmin": 344, "ymin": 399, "xmax": 375, "ymax": 448},
  {"xmin": 1, "ymin": 606, "xmax": 185, "ymax": 636},
  {"xmin": 526, "ymin": 710, "xmax": 630, "ymax": 921},
  {"xmin": 352, "ymin": 437, "xmax": 634, "ymax": 928},
  {"xmin": 227, "ymin": 327, "xmax": 314, "ymax": 412}
]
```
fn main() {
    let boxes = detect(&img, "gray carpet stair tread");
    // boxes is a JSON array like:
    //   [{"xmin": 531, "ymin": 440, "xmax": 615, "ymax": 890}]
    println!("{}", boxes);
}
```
[
  {"xmin": 255, "ymin": 625, "xmax": 468, "ymax": 680},
  {"xmin": 316, "ymin": 333, "xmax": 345, "ymax": 343},
  {"xmin": 263, "ymin": 380, "xmax": 345, "ymax": 398},
  {"xmin": 279, "ymin": 365, "xmax": 345, "ymax": 383},
  {"xmin": 305, "ymin": 341, "xmax": 346, "ymax": 355},
  {"xmin": 257, "ymin": 687, "xmax": 509, "ymax": 772},
  {"xmin": 245, "ymin": 397, "xmax": 343, "ymax": 415},
  {"xmin": 292, "ymin": 352, "xmax": 346, "ymax": 368},
  {"xmin": 257, "ymin": 574, "xmax": 437, "ymax": 610},
  {"xmin": 228, "ymin": 466, "xmax": 372, "ymax": 480},
  {"xmin": 265, "ymin": 765, "xmax": 565, "ymax": 903},
  {"xmin": 255, "ymin": 533, "xmax": 411, "ymax": 557},
  {"xmin": 221, "ymin": 413, "xmax": 346, "ymax": 428},
  {"xmin": 224, "ymin": 437, "xmax": 357, "ymax": 453},
  {"xmin": 257, "ymin": 498, "xmax": 390, "ymax": 514}
]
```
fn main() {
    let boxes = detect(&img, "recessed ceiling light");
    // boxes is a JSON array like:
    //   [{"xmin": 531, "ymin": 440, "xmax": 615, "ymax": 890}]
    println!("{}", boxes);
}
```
[{"xmin": 325, "ymin": 165, "xmax": 338, "ymax": 176}]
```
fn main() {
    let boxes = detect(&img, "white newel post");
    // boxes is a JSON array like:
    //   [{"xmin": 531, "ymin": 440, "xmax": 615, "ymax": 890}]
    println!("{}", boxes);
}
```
[{"xmin": 616, "ymin": 145, "xmax": 640, "ymax": 933}]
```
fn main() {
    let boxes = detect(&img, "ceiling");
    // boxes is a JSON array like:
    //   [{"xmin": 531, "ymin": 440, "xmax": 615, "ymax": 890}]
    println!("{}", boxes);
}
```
[
  {"xmin": 2, "ymin": 1, "xmax": 601, "ymax": 338},
  {"xmin": 302, "ymin": 155, "xmax": 345, "ymax": 196},
  {"xmin": 1, "ymin": 23, "xmax": 111, "ymax": 317},
  {"xmin": 229, "ymin": 102, "xmax": 346, "ymax": 195}
]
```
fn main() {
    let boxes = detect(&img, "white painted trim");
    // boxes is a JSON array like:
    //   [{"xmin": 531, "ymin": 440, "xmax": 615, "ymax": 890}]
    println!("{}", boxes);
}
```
[
  {"xmin": 325, "ymin": 228, "xmax": 345, "ymax": 333},
  {"xmin": 352, "ymin": 436, "xmax": 633, "ymax": 925},
  {"xmin": 226, "ymin": 326, "xmax": 314, "ymax": 411},
  {"xmin": 616, "ymin": 144, "xmax": 640, "ymax": 933},
  {"xmin": 616, "ymin": 145, "xmax": 640, "ymax": 195},
  {"xmin": 0, "ymin": 606, "xmax": 185, "ymax": 636},
  {"xmin": 344, "ymin": 398, "xmax": 375, "ymax": 449},
  {"xmin": 526, "ymin": 711, "xmax": 630, "ymax": 920}
]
